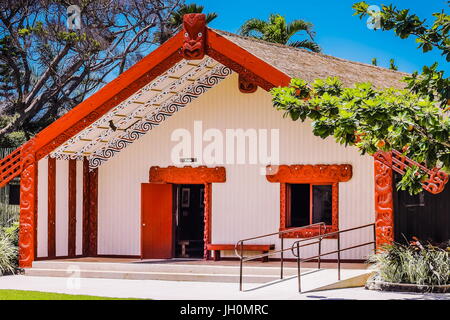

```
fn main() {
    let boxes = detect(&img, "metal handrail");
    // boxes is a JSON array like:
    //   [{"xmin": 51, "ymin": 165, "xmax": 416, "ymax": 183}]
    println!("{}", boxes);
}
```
[
  {"xmin": 235, "ymin": 222, "xmax": 326, "ymax": 291},
  {"xmin": 235, "ymin": 221, "xmax": 376, "ymax": 292},
  {"xmin": 292, "ymin": 223, "xmax": 376, "ymax": 292}
]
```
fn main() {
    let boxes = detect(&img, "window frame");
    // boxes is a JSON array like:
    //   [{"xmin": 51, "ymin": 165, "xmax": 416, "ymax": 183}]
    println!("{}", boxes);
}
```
[
  {"xmin": 265, "ymin": 164, "xmax": 353, "ymax": 239},
  {"xmin": 281, "ymin": 182, "xmax": 338, "ymax": 238}
]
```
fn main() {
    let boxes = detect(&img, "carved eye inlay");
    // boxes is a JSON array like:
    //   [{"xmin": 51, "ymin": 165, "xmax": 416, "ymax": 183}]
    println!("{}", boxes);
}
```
[
  {"xmin": 198, "ymin": 32, "xmax": 202, "ymax": 37},
  {"xmin": 185, "ymin": 32, "xmax": 189, "ymax": 37}
]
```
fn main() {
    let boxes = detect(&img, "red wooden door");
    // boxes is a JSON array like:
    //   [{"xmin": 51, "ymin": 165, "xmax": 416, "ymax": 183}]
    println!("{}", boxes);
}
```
[{"xmin": 141, "ymin": 183, "xmax": 173, "ymax": 259}]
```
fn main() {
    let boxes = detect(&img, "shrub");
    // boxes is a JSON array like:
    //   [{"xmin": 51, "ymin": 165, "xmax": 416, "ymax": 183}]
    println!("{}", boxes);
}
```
[
  {"xmin": 368, "ymin": 240, "xmax": 450, "ymax": 286},
  {"xmin": 2, "ymin": 222, "xmax": 19, "ymax": 247},
  {"xmin": 0, "ymin": 231, "xmax": 18, "ymax": 275}
]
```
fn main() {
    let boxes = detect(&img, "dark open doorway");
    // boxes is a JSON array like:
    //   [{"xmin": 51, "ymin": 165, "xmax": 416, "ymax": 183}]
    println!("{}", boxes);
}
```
[
  {"xmin": 174, "ymin": 184, "xmax": 205, "ymax": 258},
  {"xmin": 394, "ymin": 173, "xmax": 450, "ymax": 244}
]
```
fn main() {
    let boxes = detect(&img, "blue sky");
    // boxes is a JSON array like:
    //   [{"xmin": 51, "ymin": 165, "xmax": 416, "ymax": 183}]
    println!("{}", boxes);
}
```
[{"xmin": 195, "ymin": 0, "xmax": 449, "ymax": 74}]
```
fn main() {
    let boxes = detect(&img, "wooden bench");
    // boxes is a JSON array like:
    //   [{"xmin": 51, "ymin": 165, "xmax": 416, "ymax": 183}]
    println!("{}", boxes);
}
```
[{"xmin": 206, "ymin": 244, "xmax": 275, "ymax": 262}]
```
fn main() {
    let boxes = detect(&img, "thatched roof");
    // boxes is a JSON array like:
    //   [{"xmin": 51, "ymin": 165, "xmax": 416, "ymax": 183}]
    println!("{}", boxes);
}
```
[{"xmin": 215, "ymin": 30, "xmax": 408, "ymax": 89}]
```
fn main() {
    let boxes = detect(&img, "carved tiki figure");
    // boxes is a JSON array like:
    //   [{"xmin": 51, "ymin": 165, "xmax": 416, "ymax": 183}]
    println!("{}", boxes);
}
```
[
  {"xmin": 181, "ymin": 14, "xmax": 206, "ymax": 60},
  {"xmin": 238, "ymin": 74, "xmax": 258, "ymax": 94}
]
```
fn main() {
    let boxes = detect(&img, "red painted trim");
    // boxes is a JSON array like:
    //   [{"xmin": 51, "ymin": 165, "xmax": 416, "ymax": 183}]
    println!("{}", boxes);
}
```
[
  {"xmin": 373, "ymin": 152, "xmax": 394, "ymax": 248},
  {"xmin": 68, "ymin": 159, "xmax": 77, "ymax": 257},
  {"xmin": 266, "ymin": 164, "xmax": 352, "ymax": 238},
  {"xmin": 148, "ymin": 166, "xmax": 226, "ymax": 259},
  {"xmin": 82, "ymin": 159, "xmax": 90, "ymax": 256},
  {"xmin": 18, "ymin": 142, "xmax": 37, "ymax": 268},
  {"xmin": 47, "ymin": 157, "xmax": 56, "ymax": 258},
  {"xmin": 88, "ymin": 168, "xmax": 98, "ymax": 256}
]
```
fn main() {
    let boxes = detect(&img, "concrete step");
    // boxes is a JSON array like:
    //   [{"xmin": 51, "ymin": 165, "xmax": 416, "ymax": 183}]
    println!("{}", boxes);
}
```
[
  {"xmin": 24, "ymin": 268, "xmax": 284, "ymax": 283},
  {"xmin": 30, "ymin": 261, "xmax": 299, "ymax": 276},
  {"xmin": 25, "ymin": 261, "xmax": 371, "ymax": 289}
]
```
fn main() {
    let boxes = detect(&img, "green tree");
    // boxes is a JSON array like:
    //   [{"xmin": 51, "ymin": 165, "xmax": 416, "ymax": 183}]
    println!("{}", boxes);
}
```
[
  {"xmin": 169, "ymin": 3, "xmax": 218, "ymax": 29},
  {"xmin": 270, "ymin": 2, "xmax": 450, "ymax": 194},
  {"xmin": 389, "ymin": 58, "xmax": 398, "ymax": 71},
  {"xmin": 158, "ymin": 3, "xmax": 218, "ymax": 44},
  {"xmin": 239, "ymin": 14, "xmax": 321, "ymax": 52},
  {"xmin": 371, "ymin": 57, "xmax": 378, "ymax": 66},
  {"xmin": 0, "ymin": 0, "xmax": 181, "ymax": 148},
  {"xmin": 353, "ymin": 1, "xmax": 449, "ymax": 107}
]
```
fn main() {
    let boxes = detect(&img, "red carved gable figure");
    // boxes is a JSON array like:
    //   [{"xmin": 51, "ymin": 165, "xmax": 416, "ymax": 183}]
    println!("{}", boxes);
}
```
[{"xmin": 181, "ymin": 13, "xmax": 206, "ymax": 60}]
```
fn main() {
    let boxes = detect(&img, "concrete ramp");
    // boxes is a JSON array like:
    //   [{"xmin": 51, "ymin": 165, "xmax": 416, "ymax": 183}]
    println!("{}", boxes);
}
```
[{"xmin": 242, "ymin": 268, "xmax": 372, "ymax": 293}]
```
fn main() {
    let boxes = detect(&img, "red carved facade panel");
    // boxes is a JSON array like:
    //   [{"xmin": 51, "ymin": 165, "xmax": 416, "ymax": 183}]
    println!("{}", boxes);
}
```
[
  {"xmin": 68, "ymin": 159, "xmax": 77, "ymax": 257},
  {"xmin": 266, "ymin": 164, "xmax": 352, "ymax": 238},
  {"xmin": 18, "ymin": 141, "xmax": 37, "ymax": 268},
  {"xmin": 149, "ymin": 166, "xmax": 226, "ymax": 184},
  {"xmin": 266, "ymin": 164, "xmax": 353, "ymax": 183},
  {"xmin": 181, "ymin": 14, "xmax": 206, "ymax": 60},
  {"xmin": 373, "ymin": 152, "xmax": 394, "ymax": 247},
  {"xmin": 47, "ymin": 157, "xmax": 56, "ymax": 258}
]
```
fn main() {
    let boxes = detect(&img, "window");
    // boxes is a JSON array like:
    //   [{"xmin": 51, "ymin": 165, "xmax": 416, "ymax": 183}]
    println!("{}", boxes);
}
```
[
  {"xmin": 288, "ymin": 184, "xmax": 333, "ymax": 228},
  {"xmin": 265, "ymin": 164, "xmax": 352, "ymax": 238}
]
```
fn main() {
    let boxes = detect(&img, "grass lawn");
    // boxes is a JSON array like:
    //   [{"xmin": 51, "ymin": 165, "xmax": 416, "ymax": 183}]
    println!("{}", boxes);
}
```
[{"xmin": 0, "ymin": 289, "xmax": 141, "ymax": 300}]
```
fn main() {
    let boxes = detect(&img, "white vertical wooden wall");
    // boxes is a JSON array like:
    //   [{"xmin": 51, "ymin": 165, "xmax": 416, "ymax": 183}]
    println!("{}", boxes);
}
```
[
  {"xmin": 37, "ymin": 158, "xmax": 48, "ymax": 258},
  {"xmin": 55, "ymin": 160, "xmax": 68, "ymax": 256},
  {"xmin": 76, "ymin": 161, "xmax": 84, "ymax": 255}
]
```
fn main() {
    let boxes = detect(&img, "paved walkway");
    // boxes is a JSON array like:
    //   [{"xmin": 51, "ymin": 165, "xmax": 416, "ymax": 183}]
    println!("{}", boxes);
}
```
[{"xmin": 0, "ymin": 275, "xmax": 448, "ymax": 300}]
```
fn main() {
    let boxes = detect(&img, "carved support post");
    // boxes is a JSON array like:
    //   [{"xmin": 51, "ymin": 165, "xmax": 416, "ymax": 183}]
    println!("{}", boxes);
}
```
[
  {"xmin": 203, "ymin": 183, "xmax": 212, "ymax": 259},
  {"xmin": 374, "ymin": 152, "xmax": 394, "ymax": 248},
  {"xmin": 88, "ymin": 167, "xmax": 98, "ymax": 256},
  {"xmin": 19, "ymin": 141, "xmax": 38, "ymax": 268},
  {"xmin": 82, "ymin": 158, "xmax": 98, "ymax": 257}
]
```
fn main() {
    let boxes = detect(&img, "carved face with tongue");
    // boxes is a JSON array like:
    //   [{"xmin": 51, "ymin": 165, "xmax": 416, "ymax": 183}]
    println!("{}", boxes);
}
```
[{"xmin": 181, "ymin": 14, "xmax": 206, "ymax": 60}]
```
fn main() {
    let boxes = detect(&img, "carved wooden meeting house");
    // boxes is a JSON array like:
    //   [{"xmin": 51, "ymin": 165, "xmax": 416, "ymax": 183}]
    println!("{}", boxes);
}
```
[{"xmin": 0, "ymin": 14, "xmax": 448, "ymax": 268}]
